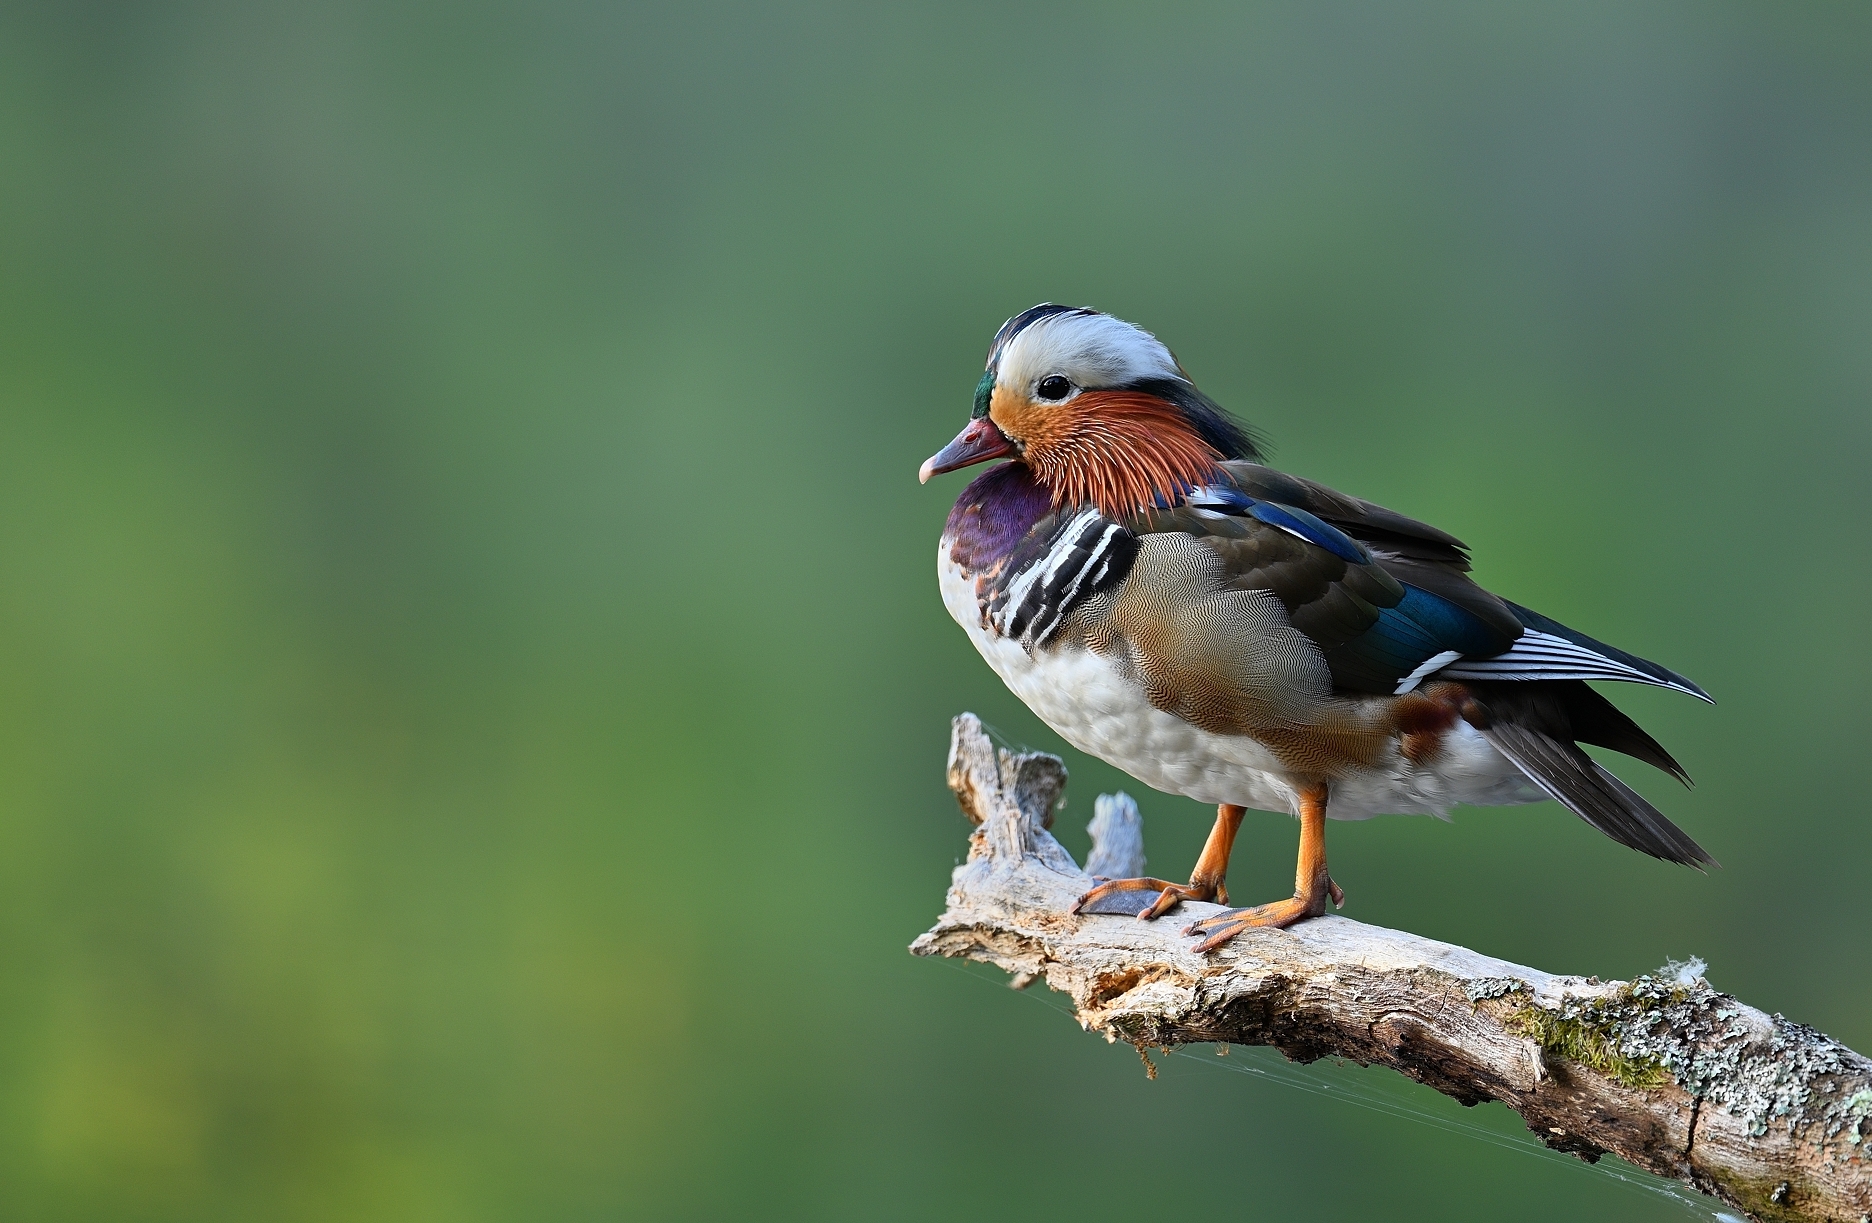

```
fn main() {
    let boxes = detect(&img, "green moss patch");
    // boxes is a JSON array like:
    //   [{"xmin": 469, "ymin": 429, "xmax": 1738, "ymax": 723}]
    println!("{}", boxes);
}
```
[{"xmin": 1506, "ymin": 1004, "xmax": 1672, "ymax": 1090}]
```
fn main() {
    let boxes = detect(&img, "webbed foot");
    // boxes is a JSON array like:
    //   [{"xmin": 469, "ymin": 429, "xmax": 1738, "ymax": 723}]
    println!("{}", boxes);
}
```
[
  {"xmin": 1181, "ymin": 890, "xmax": 1326, "ymax": 951},
  {"xmin": 1073, "ymin": 877, "xmax": 1226, "ymax": 920}
]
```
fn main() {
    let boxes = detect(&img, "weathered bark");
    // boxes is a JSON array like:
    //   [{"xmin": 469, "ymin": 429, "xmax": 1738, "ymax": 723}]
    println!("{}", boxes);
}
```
[{"xmin": 912, "ymin": 713, "xmax": 1872, "ymax": 1223}]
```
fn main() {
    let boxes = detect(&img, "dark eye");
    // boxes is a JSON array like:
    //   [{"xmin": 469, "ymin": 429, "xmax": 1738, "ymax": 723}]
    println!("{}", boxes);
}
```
[{"xmin": 1036, "ymin": 375, "xmax": 1072, "ymax": 401}]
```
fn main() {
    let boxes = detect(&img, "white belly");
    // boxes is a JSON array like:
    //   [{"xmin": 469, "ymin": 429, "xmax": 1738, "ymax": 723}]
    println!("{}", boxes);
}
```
[{"xmin": 939, "ymin": 546, "xmax": 1541, "ymax": 819}]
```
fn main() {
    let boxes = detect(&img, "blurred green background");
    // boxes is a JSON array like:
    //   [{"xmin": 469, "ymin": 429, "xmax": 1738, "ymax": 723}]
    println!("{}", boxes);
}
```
[{"xmin": 0, "ymin": 3, "xmax": 1867, "ymax": 1220}]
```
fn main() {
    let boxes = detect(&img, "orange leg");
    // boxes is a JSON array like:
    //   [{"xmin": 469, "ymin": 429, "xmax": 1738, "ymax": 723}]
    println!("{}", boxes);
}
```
[
  {"xmin": 1182, "ymin": 782, "xmax": 1337, "ymax": 952},
  {"xmin": 1072, "ymin": 804, "xmax": 1245, "ymax": 919}
]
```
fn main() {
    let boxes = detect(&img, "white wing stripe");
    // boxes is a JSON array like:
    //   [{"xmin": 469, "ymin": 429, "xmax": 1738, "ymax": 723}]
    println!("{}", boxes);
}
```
[
  {"xmin": 1393, "ymin": 650, "xmax": 1464, "ymax": 695},
  {"xmin": 1436, "ymin": 629, "xmax": 1704, "ymax": 697}
]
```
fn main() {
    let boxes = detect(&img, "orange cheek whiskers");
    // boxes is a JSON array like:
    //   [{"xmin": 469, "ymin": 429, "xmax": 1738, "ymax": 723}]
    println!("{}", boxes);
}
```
[{"xmin": 1012, "ymin": 391, "xmax": 1225, "ymax": 519}]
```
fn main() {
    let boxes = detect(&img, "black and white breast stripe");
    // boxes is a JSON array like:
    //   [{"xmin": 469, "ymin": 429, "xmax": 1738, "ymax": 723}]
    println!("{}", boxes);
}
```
[{"xmin": 988, "ymin": 510, "xmax": 1138, "ymax": 651}]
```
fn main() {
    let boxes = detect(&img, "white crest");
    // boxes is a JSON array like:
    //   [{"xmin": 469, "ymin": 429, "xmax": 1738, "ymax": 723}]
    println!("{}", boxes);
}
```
[{"xmin": 994, "ymin": 309, "xmax": 1184, "ymax": 397}]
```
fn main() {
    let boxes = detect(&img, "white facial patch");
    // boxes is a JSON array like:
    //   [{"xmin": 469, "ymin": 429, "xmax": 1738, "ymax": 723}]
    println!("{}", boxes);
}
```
[{"xmin": 996, "ymin": 311, "xmax": 1185, "ymax": 395}]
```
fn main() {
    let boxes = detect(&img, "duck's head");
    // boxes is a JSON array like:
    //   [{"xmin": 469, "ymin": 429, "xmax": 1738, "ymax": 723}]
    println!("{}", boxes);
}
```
[{"xmin": 918, "ymin": 304, "xmax": 1262, "ymax": 518}]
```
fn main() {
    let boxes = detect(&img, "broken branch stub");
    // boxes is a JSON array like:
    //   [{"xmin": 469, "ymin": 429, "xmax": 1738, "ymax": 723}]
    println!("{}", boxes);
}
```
[
  {"xmin": 1083, "ymin": 792, "xmax": 1145, "ymax": 880},
  {"xmin": 911, "ymin": 713, "xmax": 1872, "ymax": 1223}
]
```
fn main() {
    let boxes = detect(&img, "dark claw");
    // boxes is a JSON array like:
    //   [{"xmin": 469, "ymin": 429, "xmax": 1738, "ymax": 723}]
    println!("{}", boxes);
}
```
[{"xmin": 1181, "ymin": 908, "xmax": 1242, "ymax": 936}]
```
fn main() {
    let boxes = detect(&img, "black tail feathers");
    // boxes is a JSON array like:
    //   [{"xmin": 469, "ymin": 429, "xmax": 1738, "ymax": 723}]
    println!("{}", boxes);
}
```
[{"xmin": 1466, "ymin": 681, "xmax": 1716, "ymax": 869}]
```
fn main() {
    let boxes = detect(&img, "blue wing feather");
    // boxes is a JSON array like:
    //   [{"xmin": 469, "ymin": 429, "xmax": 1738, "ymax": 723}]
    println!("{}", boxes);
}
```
[
  {"xmin": 1184, "ymin": 486, "xmax": 1370, "ymax": 563},
  {"xmin": 1322, "ymin": 584, "xmax": 1517, "ymax": 693},
  {"xmin": 1183, "ymin": 483, "xmax": 1547, "ymax": 694},
  {"xmin": 1245, "ymin": 501, "xmax": 1370, "ymax": 564},
  {"xmin": 1391, "ymin": 585, "xmax": 1505, "ymax": 657},
  {"xmin": 1182, "ymin": 476, "xmax": 1711, "ymax": 702}
]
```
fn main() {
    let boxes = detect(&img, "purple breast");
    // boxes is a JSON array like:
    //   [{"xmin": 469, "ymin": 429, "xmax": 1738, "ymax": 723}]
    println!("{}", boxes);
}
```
[{"xmin": 945, "ymin": 463, "xmax": 1052, "ymax": 574}]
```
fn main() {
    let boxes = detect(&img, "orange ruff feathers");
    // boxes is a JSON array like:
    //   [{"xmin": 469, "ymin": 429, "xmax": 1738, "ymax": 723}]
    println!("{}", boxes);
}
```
[{"xmin": 993, "ymin": 389, "xmax": 1223, "ymax": 519}]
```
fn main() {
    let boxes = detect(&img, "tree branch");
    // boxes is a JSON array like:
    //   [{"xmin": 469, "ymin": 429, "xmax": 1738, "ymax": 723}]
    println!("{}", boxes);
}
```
[{"xmin": 912, "ymin": 714, "xmax": 1872, "ymax": 1223}]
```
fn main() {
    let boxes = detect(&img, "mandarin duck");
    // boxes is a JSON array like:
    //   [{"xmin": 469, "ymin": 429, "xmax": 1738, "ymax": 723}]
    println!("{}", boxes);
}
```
[{"xmin": 921, "ymin": 304, "xmax": 1712, "ymax": 953}]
